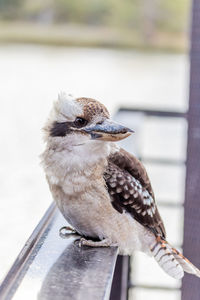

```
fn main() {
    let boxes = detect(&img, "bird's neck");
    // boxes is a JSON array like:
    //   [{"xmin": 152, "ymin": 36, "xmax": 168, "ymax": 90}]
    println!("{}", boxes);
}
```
[{"xmin": 41, "ymin": 140, "xmax": 117, "ymax": 186}]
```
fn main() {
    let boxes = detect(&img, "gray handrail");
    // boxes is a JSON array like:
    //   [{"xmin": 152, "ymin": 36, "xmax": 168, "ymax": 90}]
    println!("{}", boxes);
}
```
[{"xmin": 0, "ymin": 204, "xmax": 118, "ymax": 300}]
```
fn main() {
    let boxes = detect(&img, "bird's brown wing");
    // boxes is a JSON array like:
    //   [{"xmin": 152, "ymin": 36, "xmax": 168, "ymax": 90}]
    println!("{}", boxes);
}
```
[{"xmin": 104, "ymin": 148, "xmax": 166, "ymax": 238}]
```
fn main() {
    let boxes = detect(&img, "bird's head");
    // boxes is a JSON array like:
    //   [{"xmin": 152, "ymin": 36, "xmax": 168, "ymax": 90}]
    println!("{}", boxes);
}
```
[{"xmin": 44, "ymin": 93, "xmax": 133, "ymax": 149}]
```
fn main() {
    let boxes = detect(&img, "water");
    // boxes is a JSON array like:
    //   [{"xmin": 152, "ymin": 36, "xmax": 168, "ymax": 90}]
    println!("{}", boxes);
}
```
[{"xmin": 0, "ymin": 45, "xmax": 188, "ymax": 295}]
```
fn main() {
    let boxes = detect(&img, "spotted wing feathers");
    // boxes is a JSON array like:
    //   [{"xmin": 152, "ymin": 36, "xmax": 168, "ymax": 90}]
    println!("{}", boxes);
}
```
[
  {"xmin": 105, "ymin": 148, "xmax": 166, "ymax": 238},
  {"xmin": 105, "ymin": 148, "xmax": 200, "ymax": 279}
]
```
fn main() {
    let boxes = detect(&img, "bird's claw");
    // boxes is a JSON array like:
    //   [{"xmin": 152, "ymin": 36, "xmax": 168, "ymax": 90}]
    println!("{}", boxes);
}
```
[
  {"xmin": 78, "ymin": 237, "xmax": 87, "ymax": 248},
  {"xmin": 59, "ymin": 226, "xmax": 77, "ymax": 238},
  {"xmin": 77, "ymin": 237, "xmax": 116, "ymax": 248}
]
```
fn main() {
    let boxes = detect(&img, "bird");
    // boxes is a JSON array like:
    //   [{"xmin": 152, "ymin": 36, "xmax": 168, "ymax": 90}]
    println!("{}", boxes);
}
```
[{"xmin": 41, "ymin": 92, "xmax": 200, "ymax": 280}]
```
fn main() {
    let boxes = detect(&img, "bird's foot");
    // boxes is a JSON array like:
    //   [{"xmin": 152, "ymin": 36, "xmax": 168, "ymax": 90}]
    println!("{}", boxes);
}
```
[
  {"xmin": 59, "ymin": 226, "xmax": 78, "ymax": 238},
  {"xmin": 78, "ymin": 237, "xmax": 117, "ymax": 248}
]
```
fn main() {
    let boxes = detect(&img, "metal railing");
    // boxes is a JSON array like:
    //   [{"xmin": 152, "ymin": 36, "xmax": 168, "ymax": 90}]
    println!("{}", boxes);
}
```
[{"xmin": 0, "ymin": 203, "xmax": 121, "ymax": 300}]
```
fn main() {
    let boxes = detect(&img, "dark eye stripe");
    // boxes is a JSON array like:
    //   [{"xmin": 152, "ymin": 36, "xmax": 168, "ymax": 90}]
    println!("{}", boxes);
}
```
[
  {"xmin": 50, "ymin": 117, "xmax": 88, "ymax": 137},
  {"xmin": 50, "ymin": 121, "xmax": 72, "ymax": 137}
]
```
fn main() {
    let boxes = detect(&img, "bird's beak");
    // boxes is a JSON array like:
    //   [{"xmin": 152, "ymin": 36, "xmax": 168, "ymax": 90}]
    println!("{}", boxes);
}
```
[{"xmin": 82, "ymin": 119, "xmax": 134, "ymax": 141}]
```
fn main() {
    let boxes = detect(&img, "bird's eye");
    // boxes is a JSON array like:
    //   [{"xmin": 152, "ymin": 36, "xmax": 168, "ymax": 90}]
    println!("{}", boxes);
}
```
[{"xmin": 74, "ymin": 117, "xmax": 88, "ymax": 128}]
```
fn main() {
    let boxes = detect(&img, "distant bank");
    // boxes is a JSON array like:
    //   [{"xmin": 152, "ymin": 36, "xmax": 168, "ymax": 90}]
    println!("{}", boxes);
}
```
[{"xmin": 0, "ymin": 22, "xmax": 188, "ymax": 53}]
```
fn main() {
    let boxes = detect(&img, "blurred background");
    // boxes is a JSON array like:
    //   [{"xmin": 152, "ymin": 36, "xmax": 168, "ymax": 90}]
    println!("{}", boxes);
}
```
[{"xmin": 0, "ymin": 0, "xmax": 192, "ymax": 299}]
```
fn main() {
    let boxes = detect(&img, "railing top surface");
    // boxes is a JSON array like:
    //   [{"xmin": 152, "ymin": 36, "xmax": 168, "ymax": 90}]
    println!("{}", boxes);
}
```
[{"xmin": 0, "ymin": 204, "xmax": 118, "ymax": 300}]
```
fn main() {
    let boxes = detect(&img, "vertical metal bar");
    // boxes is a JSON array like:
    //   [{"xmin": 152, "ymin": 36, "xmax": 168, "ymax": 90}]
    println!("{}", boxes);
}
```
[
  {"xmin": 182, "ymin": 0, "xmax": 200, "ymax": 299},
  {"xmin": 109, "ymin": 256, "xmax": 130, "ymax": 300}
]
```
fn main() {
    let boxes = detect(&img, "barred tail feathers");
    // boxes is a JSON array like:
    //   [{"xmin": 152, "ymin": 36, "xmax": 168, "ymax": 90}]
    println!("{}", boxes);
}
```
[
  {"xmin": 171, "ymin": 247, "xmax": 200, "ymax": 278},
  {"xmin": 150, "ymin": 237, "xmax": 200, "ymax": 279}
]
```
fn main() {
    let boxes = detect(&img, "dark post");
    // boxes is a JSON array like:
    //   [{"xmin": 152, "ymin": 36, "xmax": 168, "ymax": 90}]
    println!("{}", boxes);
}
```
[
  {"xmin": 110, "ymin": 256, "xmax": 130, "ymax": 300},
  {"xmin": 182, "ymin": 0, "xmax": 200, "ymax": 299}
]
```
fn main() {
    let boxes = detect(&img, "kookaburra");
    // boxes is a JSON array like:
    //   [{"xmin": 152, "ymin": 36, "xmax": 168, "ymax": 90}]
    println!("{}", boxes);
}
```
[{"xmin": 41, "ymin": 92, "xmax": 200, "ymax": 279}]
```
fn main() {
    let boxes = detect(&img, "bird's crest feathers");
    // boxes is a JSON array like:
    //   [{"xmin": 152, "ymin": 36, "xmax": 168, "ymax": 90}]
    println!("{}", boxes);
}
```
[{"xmin": 53, "ymin": 92, "xmax": 83, "ymax": 122}]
